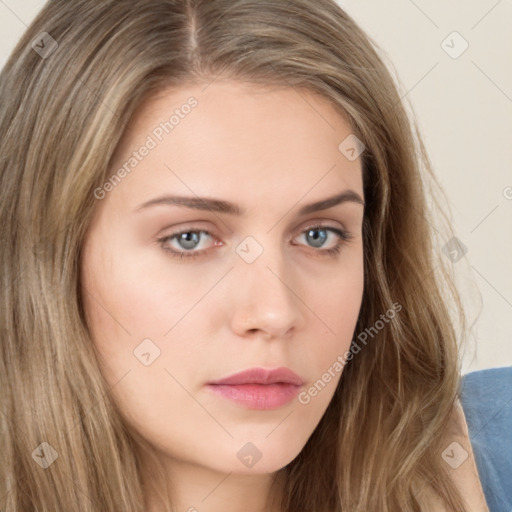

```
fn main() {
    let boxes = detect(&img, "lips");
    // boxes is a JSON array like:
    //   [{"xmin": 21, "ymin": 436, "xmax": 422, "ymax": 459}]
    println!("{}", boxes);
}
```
[
  {"xmin": 206, "ymin": 367, "xmax": 304, "ymax": 410},
  {"xmin": 208, "ymin": 366, "xmax": 304, "ymax": 386}
]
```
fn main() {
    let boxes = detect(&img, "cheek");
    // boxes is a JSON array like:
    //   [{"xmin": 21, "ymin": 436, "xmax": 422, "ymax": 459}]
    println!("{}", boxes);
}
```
[
  {"xmin": 82, "ymin": 247, "xmax": 195, "ymax": 343},
  {"xmin": 80, "ymin": 242, "xmax": 220, "ymax": 399},
  {"xmin": 304, "ymin": 255, "xmax": 364, "ymax": 369},
  {"xmin": 310, "ymin": 249, "xmax": 364, "ymax": 328},
  {"xmin": 80, "ymin": 240, "xmax": 164, "ymax": 376}
]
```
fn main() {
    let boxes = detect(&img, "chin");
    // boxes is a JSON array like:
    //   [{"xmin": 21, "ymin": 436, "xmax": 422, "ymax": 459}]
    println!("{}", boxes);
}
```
[{"xmin": 216, "ymin": 437, "xmax": 306, "ymax": 475}]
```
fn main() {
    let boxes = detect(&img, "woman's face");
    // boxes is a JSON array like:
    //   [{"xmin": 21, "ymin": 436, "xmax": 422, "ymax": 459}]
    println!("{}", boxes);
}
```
[{"xmin": 81, "ymin": 80, "xmax": 365, "ymax": 477}]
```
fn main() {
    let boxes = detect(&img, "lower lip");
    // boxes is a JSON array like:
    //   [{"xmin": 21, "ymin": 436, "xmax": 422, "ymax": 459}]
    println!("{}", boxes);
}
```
[{"xmin": 206, "ymin": 383, "xmax": 301, "ymax": 410}]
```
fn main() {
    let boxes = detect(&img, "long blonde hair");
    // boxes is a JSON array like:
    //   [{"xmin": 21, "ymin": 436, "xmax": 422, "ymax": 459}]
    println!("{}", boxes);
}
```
[{"xmin": 0, "ymin": 0, "xmax": 468, "ymax": 510}]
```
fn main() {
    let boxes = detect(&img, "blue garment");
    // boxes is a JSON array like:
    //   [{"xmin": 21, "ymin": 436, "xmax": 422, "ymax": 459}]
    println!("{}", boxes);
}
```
[{"xmin": 460, "ymin": 366, "xmax": 512, "ymax": 512}]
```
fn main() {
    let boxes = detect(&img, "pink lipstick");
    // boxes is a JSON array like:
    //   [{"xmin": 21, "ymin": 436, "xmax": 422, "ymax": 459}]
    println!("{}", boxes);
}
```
[{"xmin": 206, "ymin": 367, "xmax": 304, "ymax": 410}]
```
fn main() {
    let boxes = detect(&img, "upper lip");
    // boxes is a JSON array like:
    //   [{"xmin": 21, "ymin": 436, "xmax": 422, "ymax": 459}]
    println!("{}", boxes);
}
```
[{"xmin": 208, "ymin": 367, "xmax": 304, "ymax": 386}]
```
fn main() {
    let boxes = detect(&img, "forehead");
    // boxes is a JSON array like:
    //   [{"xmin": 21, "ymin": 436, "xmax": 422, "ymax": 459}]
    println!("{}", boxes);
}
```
[{"xmin": 104, "ymin": 80, "xmax": 363, "ymax": 211}]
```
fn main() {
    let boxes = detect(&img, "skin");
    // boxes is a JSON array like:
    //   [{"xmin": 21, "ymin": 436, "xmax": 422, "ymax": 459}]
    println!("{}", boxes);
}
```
[{"xmin": 80, "ymin": 79, "xmax": 365, "ymax": 512}]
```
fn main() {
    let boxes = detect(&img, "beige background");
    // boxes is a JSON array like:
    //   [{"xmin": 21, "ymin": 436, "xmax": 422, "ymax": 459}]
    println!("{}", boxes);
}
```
[{"xmin": 1, "ymin": 0, "xmax": 511, "ymax": 373}]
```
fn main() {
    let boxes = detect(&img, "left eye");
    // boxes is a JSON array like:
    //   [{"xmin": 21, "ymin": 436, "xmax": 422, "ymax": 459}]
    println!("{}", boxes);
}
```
[{"xmin": 295, "ymin": 227, "xmax": 345, "ymax": 250}]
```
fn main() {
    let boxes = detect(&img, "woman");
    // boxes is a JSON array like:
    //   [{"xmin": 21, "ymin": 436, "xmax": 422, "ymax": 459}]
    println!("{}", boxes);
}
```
[{"xmin": 0, "ymin": 0, "xmax": 489, "ymax": 510}]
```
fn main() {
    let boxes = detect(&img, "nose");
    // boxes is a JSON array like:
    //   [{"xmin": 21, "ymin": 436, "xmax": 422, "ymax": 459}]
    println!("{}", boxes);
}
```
[{"xmin": 229, "ymin": 249, "xmax": 306, "ymax": 340}]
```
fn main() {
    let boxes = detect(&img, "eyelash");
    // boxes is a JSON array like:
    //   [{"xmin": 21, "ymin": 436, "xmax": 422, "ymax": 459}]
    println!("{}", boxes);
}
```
[{"xmin": 157, "ymin": 224, "xmax": 353, "ymax": 260}]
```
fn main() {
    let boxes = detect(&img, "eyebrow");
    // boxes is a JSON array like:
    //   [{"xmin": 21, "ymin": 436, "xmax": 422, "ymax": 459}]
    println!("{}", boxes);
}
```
[{"xmin": 134, "ymin": 189, "xmax": 365, "ymax": 216}]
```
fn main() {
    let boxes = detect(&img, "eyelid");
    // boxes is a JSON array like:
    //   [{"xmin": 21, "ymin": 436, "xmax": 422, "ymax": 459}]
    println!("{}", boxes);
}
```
[{"xmin": 297, "ymin": 219, "xmax": 347, "ymax": 234}]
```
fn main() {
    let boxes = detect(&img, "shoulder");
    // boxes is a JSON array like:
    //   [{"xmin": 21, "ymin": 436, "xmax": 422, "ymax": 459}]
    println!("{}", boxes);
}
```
[
  {"xmin": 460, "ymin": 366, "xmax": 512, "ymax": 512},
  {"xmin": 417, "ymin": 394, "xmax": 490, "ymax": 511}
]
